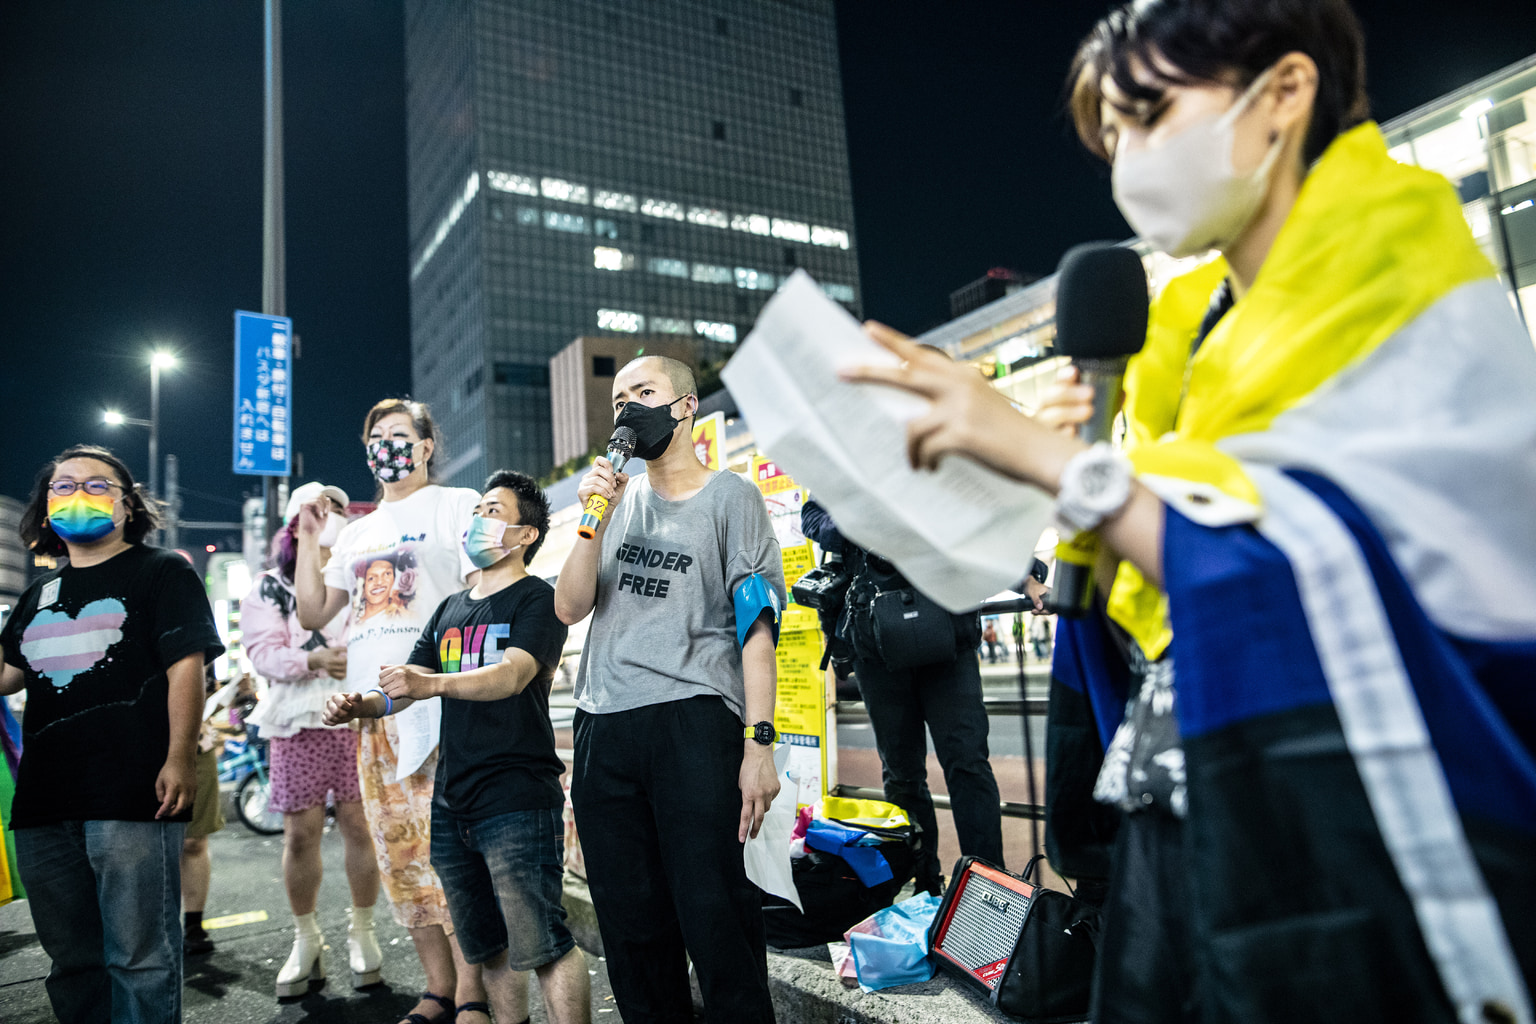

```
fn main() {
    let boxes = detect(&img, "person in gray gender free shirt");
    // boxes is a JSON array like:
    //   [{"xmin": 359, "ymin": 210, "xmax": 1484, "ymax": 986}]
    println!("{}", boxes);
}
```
[
  {"xmin": 573, "ymin": 469, "xmax": 785, "ymax": 720},
  {"xmin": 556, "ymin": 354, "xmax": 785, "ymax": 1024}
]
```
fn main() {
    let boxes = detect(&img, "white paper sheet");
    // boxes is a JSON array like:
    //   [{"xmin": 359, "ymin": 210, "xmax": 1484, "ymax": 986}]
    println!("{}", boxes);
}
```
[
  {"xmin": 722, "ymin": 270, "xmax": 1055, "ymax": 611},
  {"xmin": 743, "ymin": 743, "xmax": 802, "ymax": 911},
  {"xmin": 391, "ymin": 697, "xmax": 442, "ymax": 781}
]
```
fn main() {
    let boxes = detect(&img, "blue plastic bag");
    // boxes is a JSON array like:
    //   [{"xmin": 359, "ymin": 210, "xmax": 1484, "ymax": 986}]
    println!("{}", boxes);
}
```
[
  {"xmin": 805, "ymin": 820, "xmax": 895, "ymax": 887},
  {"xmin": 848, "ymin": 893, "xmax": 942, "ymax": 992}
]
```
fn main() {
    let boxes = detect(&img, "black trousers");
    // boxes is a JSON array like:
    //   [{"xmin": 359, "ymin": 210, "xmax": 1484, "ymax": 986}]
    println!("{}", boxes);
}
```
[
  {"xmin": 852, "ymin": 652, "xmax": 1004, "ymax": 886},
  {"xmin": 571, "ymin": 696, "xmax": 774, "ymax": 1024}
]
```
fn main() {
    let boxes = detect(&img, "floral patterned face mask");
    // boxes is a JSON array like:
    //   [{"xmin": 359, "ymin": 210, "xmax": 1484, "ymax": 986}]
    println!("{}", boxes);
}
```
[{"xmin": 366, "ymin": 438, "xmax": 418, "ymax": 483}]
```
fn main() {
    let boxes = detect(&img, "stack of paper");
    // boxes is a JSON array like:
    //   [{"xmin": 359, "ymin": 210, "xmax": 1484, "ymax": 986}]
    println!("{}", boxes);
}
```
[{"xmin": 721, "ymin": 271, "xmax": 1053, "ymax": 612}]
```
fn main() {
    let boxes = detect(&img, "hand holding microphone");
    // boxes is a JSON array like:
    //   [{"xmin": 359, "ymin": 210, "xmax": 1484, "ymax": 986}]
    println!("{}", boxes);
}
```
[
  {"xmin": 577, "ymin": 425, "xmax": 637, "ymax": 540},
  {"xmin": 1044, "ymin": 242, "xmax": 1149, "ymax": 617}
]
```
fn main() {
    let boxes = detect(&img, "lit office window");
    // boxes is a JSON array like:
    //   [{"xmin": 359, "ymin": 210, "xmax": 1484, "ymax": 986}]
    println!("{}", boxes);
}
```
[
  {"xmin": 688, "ymin": 206, "xmax": 730, "ymax": 229},
  {"xmin": 694, "ymin": 320, "xmax": 738, "ymax": 343},
  {"xmin": 545, "ymin": 211, "xmax": 588, "ymax": 233},
  {"xmin": 812, "ymin": 226, "xmax": 851, "ymax": 249},
  {"xmin": 541, "ymin": 177, "xmax": 590, "ymax": 204},
  {"xmin": 642, "ymin": 198, "xmax": 685, "ymax": 221},
  {"xmin": 731, "ymin": 213, "xmax": 772, "ymax": 236},
  {"xmin": 517, "ymin": 207, "xmax": 539, "ymax": 225},
  {"xmin": 692, "ymin": 263, "xmax": 733, "ymax": 284},
  {"xmin": 594, "ymin": 246, "xmax": 632, "ymax": 271},
  {"xmin": 651, "ymin": 317, "xmax": 691, "ymax": 334},
  {"xmin": 823, "ymin": 282, "xmax": 856, "ymax": 302},
  {"xmin": 487, "ymin": 171, "xmax": 539, "ymax": 196},
  {"xmin": 735, "ymin": 267, "xmax": 776, "ymax": 291},
  {"xmin": 771, "ymin": 218, "xmax": 811, "ymax": 243},
  {"xmin": 594, "ymin": 190, "xmax": 638, "ymax": 212},
  {"xmin": 598, "ymin": 309, "xmax": 645, "ymax": 333},
  {"xmin": 647, "ymin": 257, "xmax": 689, "ymax": 278},
  {"xmin": 594, "ymin": 219, "xmax": 620, "ymax": 240}
]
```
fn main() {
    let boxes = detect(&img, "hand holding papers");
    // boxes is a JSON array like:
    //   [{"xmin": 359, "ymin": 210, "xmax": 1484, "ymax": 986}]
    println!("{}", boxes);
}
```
[{"xmin": 721, "ymin": 271, "xmax": 1054, "ymax": 612}]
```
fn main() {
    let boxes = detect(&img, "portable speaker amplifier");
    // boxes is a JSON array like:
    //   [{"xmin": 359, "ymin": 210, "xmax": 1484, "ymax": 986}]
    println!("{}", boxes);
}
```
[{"xmin": 930, "ymin": 860, "xmax": 1036, "ymax": 990}]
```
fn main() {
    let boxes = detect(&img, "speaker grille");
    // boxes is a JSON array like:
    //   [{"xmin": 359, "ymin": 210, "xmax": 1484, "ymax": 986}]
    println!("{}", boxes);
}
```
[{"xmin": 933, "ymin": 866, "xmax": 1033, "ymax": 989}]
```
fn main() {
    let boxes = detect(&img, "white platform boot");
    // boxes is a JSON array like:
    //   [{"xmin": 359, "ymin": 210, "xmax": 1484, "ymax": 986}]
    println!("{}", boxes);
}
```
[
  {"xmin": 275, "ymin": 912, "xmax": 325, "ymax": 998},
  {"xmin": 347, "ymin": 904, "xmax": 384, "ymax": 989}
]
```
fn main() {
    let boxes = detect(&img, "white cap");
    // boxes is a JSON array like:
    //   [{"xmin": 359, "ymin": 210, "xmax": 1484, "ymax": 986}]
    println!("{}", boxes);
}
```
[{"xmin": 284, "ymin": 481, "xmax": 350, "ymax": 523}]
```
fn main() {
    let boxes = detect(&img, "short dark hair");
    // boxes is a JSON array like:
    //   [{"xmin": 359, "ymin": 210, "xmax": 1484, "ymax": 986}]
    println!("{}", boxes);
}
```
[
  {"xmin": 362, "ymin": 397, "xmax": 443, "ymax": 478},
  {"xmin": 481, "ymin": 470, "xmax": 551, "ymax": 565},
  {"xmin": 20, "ymin": 445, "xmax": 162, "ymax": 556},
  {"xmin": 1068, "ymin": 0, "xmax": 1369, "ymax": 165}
]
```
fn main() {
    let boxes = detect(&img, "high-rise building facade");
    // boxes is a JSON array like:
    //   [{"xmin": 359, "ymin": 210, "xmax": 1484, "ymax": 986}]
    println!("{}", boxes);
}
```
[{"xmin": 404, "ymin": 0, "xmax": 862, "ymax": 485}]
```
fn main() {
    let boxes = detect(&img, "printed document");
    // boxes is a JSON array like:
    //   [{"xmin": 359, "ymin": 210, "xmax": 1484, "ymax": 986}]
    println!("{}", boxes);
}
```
[{"xmin": 721, "ymin": 271, "xmax": 1053, "ymax": 611}]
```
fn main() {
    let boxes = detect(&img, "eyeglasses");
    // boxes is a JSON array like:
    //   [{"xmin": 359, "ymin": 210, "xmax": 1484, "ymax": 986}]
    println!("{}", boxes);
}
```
[{"xmin": 49, "ymin": 479, "xmax": 124, "ymax": 497}]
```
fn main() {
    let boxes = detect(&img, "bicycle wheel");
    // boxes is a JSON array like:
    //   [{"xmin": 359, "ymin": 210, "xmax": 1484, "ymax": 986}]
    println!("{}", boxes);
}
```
[{"xmin": 235, "ymin": 771, "xmax": 285, "ymax": 835}]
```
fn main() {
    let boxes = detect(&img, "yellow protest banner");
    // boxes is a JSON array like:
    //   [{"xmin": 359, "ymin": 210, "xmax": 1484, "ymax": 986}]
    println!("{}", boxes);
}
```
[
  {"xmin": 691, "ymin": 411, "xmax": 726, "ymax": 470},
  {"xmin": 746, "ymin": 459, "xmax": 831, "ymax": 806}
]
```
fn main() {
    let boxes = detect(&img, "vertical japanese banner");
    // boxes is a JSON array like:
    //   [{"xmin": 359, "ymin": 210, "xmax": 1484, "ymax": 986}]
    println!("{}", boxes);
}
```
[
  {"xmin": 691, "ymin": 410, "xmax": 726, "ymax": 470},
  {"xmin": 749, "ymin": 455, "xmax": 830, "ymax": 807},
  {"xmin": 232, "ymin": 310, "xmax": 294, "ymax": 477}
]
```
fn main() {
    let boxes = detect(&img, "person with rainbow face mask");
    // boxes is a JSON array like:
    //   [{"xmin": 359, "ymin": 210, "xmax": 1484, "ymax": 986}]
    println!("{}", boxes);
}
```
[{"xmin": 1, "ymin": 445, "xmax": 224, "ymax": 1024}]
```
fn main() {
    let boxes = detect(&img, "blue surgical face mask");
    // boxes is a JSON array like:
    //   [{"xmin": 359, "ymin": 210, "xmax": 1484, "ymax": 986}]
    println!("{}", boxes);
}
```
[{"xmin": 462, "ymin": 515, "xmax": 522, "ymax": 569}]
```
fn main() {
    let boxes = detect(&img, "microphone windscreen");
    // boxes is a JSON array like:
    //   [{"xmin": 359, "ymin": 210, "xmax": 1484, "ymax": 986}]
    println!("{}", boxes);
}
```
[
  {"xmin": 1053, "ymin": 242, "xmax": 1149, "ymax": 360},
  {"xmin": 608, "ymin": 424, "xmax": 638, "ymax": 456}
]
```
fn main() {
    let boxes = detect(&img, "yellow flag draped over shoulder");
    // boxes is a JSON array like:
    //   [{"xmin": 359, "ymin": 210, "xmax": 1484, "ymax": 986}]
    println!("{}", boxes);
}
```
[{"xmin": 1107, "ymin": 123, "xmax": 1497, "ymax": 656}]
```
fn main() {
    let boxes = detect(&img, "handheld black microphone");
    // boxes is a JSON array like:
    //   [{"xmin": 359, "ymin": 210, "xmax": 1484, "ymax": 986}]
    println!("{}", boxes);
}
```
[
  {"xmin": 577, "ymin": 425, "xmax": 638, "ymax": 540},
  {"xmin": 1044, "ymin": 242, "xmax": 1149, "ymax": 617}
]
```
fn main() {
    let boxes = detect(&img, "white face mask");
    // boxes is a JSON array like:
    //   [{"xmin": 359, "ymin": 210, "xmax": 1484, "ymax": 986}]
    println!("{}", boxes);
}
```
[
  {"xmin": 1111, "ymin": 69, "xmax": 1283, "ymax": 258},
  {"xmin": 317, "ymin": 512, "xmax": 347, "ymax": 549}
]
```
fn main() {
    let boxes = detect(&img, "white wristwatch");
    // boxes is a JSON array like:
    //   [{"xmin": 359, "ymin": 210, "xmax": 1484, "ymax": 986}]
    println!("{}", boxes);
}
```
[{"xmin": 1055, "ymin": 442, "xmax": 1134, "ymax": 534}]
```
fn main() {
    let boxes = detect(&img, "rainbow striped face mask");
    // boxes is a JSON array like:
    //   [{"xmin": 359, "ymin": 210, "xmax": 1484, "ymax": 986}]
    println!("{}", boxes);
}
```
[{"xmin": 47, "ymin": 491, "xmax": 120, "ymax": 543}]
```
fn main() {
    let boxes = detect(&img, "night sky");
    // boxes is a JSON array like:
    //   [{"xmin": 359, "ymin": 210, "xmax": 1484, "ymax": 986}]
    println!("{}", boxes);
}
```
[{"xmin": 2, "ymin": 1, "xmax": 1532, "ymax": 542}]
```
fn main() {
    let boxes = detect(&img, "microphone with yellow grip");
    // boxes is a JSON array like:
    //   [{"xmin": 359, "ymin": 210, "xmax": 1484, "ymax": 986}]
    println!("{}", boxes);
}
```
[{"xmin": 576, "ymin": 425, "xmax": 638, "ymax": 540}]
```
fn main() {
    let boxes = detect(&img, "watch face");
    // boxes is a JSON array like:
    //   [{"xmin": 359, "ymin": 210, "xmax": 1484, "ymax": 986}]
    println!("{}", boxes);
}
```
[{"xmin": 753, "ymin": 721, "xmax": 775, "ymax": 744}]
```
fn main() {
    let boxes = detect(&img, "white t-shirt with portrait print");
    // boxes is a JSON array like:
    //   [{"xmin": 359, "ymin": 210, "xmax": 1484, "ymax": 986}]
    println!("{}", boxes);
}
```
[{"xmin": 324, "ymin": 483, "xmax": 479, "ymax": 779}]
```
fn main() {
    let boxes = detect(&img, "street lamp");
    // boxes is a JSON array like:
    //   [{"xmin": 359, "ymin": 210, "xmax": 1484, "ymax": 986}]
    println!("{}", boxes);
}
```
[{"xmin": 148, "ymin": 350, "xmax": 178, "ymax": 498}]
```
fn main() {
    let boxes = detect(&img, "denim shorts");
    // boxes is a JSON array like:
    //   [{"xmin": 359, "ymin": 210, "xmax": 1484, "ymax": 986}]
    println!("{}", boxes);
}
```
[{"xmin": 430, "ymin": 804, "xmax": 575, "ymax": 969}]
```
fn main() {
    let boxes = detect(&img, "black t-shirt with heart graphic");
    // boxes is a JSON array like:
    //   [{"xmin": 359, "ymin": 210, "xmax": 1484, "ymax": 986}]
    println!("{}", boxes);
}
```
[{"xmin": 1, "ymin": 544, "xmax": 224, "ymax": 827}]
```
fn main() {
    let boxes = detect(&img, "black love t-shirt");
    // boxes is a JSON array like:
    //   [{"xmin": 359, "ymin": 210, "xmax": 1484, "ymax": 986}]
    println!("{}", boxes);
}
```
[
  {"xmin": 407, "ymin": 575, "xmax": 569, "ymax": 820},
  {"xmin": 1, "ymin": 545, "xmax": 225, "ymax": 827}
]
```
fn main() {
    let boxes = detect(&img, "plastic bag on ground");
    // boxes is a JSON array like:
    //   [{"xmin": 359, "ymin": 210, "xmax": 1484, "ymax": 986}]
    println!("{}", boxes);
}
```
[{"xmin": 847, "ymin": 892, "xmax": 942, "ymax": 992}]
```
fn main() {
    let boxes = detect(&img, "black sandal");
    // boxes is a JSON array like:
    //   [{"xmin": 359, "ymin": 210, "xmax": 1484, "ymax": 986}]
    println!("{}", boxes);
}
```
[
  {"xmin": 453, "ymin": 1002, "xmax": 494, "ymax": 1023},
  {"xmin": 395, "ymin": 991, "xmax": 455, "ymax": 1024}
]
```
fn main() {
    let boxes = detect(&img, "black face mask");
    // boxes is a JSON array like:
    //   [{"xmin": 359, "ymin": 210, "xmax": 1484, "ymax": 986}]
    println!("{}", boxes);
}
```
[{"xmin": 615, "ymin": 394, "xmax": 689, "ymax": 461}]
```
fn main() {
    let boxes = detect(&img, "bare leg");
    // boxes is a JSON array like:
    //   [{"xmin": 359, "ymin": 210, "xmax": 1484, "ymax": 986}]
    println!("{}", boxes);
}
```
[
  {"xmin": 478, "ymin": 950, "xmax": 532, "ymax": 1023},
  {"xmin": 534, "ymin": 946, "xmax": 590, "ymax": 1024},
  {"xmin": 331, "ymin": 800, "xmax": 380, "ymax": 908},
  {"xmin": 180, "ymin": 835, "xmax": 210, "ymax": 913},
  {"xmin": 402, "ymin": 924, "xmax": 458, "ymax": 1021},
  {"xmin": 447, "ymin": 930, "xmax": 489, "ymax": 1017},
  {"xmin": 282, "ymin": 807, "xmax": 326, "ymax": 916}
]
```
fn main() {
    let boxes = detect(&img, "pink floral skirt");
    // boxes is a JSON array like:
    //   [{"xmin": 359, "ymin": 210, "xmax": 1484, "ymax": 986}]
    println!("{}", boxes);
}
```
[{"xmin": 268, "ymin": 727, "xmax": 362, "ymax": 814}]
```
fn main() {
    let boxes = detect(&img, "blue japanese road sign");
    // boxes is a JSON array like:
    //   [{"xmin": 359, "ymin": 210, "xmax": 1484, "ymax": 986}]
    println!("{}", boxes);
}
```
[{"xmin": 232, "ymin": 310, "xmax": 293, "ymax": 477}]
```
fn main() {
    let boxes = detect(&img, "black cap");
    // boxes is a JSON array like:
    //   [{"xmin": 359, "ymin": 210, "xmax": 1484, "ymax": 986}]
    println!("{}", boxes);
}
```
[{"xmin": 1053, "ymin": 242, "xmax": 1149, "ymax": 360}]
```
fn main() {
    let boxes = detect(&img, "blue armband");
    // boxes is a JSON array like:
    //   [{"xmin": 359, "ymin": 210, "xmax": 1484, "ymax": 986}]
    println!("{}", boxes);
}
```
[{"xmin": 734, "ymin": 573, "xmax": 783, "ymax": 649}]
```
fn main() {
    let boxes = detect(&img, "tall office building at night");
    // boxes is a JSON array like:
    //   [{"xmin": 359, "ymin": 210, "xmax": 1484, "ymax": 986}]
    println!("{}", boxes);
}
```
[{"xmin": 404, "ymin": 0, "xmax": 862, "ymax": 485}]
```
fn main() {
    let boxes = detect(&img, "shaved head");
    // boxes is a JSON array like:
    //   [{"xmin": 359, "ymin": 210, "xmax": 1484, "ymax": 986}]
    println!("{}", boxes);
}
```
[{"xmin": 618, "ymin": 355, "xmax": 696, "ymax": 401}]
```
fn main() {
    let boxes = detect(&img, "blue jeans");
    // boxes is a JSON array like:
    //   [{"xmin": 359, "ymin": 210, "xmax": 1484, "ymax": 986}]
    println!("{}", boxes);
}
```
[
  {"xmin": 430, "ymin": 804, "xmax": 575, "ymax": 970},
  {"xmin": 15, "ymin": 820, "xmax": 185, "ymax": 1024}
]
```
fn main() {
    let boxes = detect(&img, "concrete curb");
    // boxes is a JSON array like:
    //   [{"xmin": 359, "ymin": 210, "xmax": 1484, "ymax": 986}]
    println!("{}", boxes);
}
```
[{"xmin": 561, "ymin": 874, "xmax": 1011, "ymax": 1024}]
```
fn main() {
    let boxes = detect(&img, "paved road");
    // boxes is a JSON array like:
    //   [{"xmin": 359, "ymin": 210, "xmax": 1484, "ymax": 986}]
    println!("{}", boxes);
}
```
[{"xmin": 0, "ymin": 806, "xmax": 618, "ymax": 1024}]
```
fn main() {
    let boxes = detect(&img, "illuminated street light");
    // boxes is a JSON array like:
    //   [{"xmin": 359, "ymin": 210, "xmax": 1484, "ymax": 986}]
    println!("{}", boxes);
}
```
[
  {"xmin": 147, "ymin": 348, "xmax": 180, "ymax": 498},
  {"xmin": 102, "ymin": 409, "xmax": 152, "ymax": 428}
]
